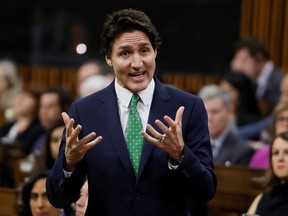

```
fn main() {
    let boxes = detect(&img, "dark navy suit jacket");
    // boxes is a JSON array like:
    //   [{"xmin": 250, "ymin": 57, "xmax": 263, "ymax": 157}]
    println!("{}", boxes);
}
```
[{"xmin": 46, "ymin": 77, "xmax": 216, "ymax": 216}]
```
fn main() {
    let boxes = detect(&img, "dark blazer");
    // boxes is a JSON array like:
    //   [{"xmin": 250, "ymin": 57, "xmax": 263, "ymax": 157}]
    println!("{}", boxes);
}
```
[
  {"xmin": 214, "ymin": 131, "xmax": 255, "ymax": 166},
  {"xmin": 46, "ymin": 77, "xmax": 216, "ymax": 216},
  {"xmin": 262, "ymin": 66, "xmax": 284, "ymax": 103},
  {"xmin": 0, "ymin": 119, "xmax": 44, "ymax": 156}
]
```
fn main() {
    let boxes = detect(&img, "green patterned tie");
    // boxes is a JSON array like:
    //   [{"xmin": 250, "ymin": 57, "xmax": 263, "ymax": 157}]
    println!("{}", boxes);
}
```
[{"xmin": 126, "ymin": 94, "xmax": 143, "ymax": 175}]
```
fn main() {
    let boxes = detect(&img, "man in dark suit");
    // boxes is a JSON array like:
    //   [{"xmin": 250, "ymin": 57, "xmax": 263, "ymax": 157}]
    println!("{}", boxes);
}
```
[
  {"xmin": 46, "ymin": 8, "xmax": 216, "ymax": 216},
  {"xmin": 198, "ymin": 84, "xmax": 255, "ymax": 166},
  {"xmin": 231, "ymin": 36, "xmax": 284, "ymax": 105}
]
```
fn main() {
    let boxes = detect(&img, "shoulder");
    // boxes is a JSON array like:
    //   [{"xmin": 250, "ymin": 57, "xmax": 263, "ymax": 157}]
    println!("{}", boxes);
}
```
[{"xmin": 247, "ymin": 193, "xmax": 263, "ymax": 214}]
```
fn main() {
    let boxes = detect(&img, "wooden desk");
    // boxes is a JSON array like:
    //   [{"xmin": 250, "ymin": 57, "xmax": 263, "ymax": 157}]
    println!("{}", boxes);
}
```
[
  {"xmin": 208, "ymin": 165, "xmax": 266, "ymax": 216},
  {"xmin": 0, "ymin": 187, "xmax": 18, "ymax": 216}
]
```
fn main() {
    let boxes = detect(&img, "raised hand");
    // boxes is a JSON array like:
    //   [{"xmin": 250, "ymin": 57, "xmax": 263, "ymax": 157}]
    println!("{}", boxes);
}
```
[
  {"xmin": 62, "ymin": 112, "xmax": 103, "ymax": 171},
  {"xmin": 141, "ymin": 106, "xmax": 185, "ymax": 160}
]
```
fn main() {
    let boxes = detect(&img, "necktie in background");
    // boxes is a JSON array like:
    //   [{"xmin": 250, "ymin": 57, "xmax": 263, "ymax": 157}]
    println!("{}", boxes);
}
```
[{"xmin": 126, "ymin": 94, "xmax": 144, "ymax": 175}]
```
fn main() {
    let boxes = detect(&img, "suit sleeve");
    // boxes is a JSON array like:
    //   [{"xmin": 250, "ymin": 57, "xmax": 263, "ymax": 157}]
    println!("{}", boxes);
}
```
[
  {"xmin": 176, "ymin": 97, "xmax": 217, "ymax": 202},
  {"xmin": 46, "ymin": 102, "xmax": 87, "ymax": 208}
]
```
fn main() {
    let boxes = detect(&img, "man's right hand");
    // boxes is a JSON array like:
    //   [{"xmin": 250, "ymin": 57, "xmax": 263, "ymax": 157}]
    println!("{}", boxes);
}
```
[{"xmin": 62, "ymin": 112, "xmax": 103, "ymax": 172}]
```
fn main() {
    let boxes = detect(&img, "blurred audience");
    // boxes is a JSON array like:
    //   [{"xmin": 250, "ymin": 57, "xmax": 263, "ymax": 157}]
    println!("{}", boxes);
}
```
[
  {"xmin": 0, "ymin": 83, "xmax": 44, "ymax": 156},
  {"xmin": 246, "ymin": 131, "xmax": 288, "ymax": 215},
  {"xmin": 219, "ymin": 72, "xmax": 261, "ymax": 127},
  {"xmin": 231, "ymin": 36, "xmax": 284, "ymax": 107},
  {"xmin": 31, "ymin": 86, "xmax": 71, "ymax": 157},
  {"xmin": 0, "ymin": 59, "xmax": 23, "ymax": 122},
  {"xmin": 74, "ymin": 179, "xmax": 88, "ymax": 216},
  {"xmin": 238, "ymin": 73, "xmax": 288, "ymax": 142},
  {"xmin": 32, "ymin": 119, "xmax": 65, "ymax": 175},
  {"xmin": 249, "ymin": 100, "xmax": 288, "ymax": 169},
  {"xmin": 19, "ymin": 170, "xmax": 63, "ymax": 216},
  {"xmin": 75, "ymin": 59, "xmax": 114, "ymax": 99},
  {"xmin": 78, "ymin": 74, "xmax": 111, "ymax": 98},
  {"xmin": 198, "ymin": 84, "xmax": 254, "ymax": 166}
]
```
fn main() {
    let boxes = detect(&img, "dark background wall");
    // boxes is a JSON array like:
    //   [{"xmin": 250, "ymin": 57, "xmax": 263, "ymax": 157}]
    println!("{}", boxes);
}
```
[{"xmin": 0, "ymin": 0, "xmax": 241, "ymax": 75}]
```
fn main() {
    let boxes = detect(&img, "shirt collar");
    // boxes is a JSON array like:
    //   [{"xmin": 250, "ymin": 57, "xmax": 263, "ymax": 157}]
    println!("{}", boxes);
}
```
[
  {"xmin": 256, "ymin": 61, "xmax": 274, "ymax": 85},
  {"xmin": 114, "ymin": 78, "xmax": 155, "ymax": 108},
  {"xmin": 211, "ymin": 124, "xmax": 230, "ymax": 148}
]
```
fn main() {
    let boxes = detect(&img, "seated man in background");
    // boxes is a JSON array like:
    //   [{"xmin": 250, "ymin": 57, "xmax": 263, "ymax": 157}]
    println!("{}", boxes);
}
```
[
  {"xmin": 231, "ymin": 36, "xmax": 284, "ymax": 107},
  {"xmin": 198, "ymin": 84, "xmax": 255, "ymax": 166}
]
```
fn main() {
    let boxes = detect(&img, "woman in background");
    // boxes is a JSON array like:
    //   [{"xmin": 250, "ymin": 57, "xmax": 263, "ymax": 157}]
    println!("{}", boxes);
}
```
[
  {"xmin": 249, "ymin": 100, "xmax": 288, "ymax": 169},
  {"xmin": 19, "ymin": 170, "xmax": 63, "ymax": 216},
  {"xmin": 247, "ymin": 131, "xmax": 288, "ymax": 215}
]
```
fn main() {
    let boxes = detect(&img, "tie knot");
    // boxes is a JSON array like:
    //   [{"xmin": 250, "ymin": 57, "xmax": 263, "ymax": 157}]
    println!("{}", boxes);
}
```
[{"xmin": 130, "ymin": 94, "xmax": 140, "ymax": 109}]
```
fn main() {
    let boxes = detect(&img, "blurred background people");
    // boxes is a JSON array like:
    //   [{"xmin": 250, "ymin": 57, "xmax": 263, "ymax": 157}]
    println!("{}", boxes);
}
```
[
  {"xmin": 219, "ymin": 72, "xmax": 261, "ymax": 128},
  {"xmin": 74, "ymin": 179, "xmax": 88, "ymax": 216},
  {"xmin": 0, "ymin": 83, "xmax": 44, "ymax": 156},
  {"xmin": 238, "ymin": 73, "xmax": 288, "ymax": 142},
  {"xmin": 32, "ymin": 119, "xmax": 65, "ymax": 174},
  {"xmin": 74, "ymin": 59, "xmax": 114, "ymax": 99},
  {"xmin": 31, "ymin": 86, "xmax": 71, "ymax": 157},
  {"xmin": 246, "ymin": 131, "xmax": 288, "ymax": 215},
  {"xmin": 198, "ymin": 84, "xmax": 254, "ymax": 166},
  {"xmin": 19, "ymin": 170, "xmax": 63, "ymax": 216},
  {"xmin": 0, "ymin": 58, "xmax": 23, "ymax": 122},
  {"xmin": 78, "ymin": 74, "xmax": 111, "ymax": 98},
  {"xmin": 230, "ymin": 36, "xmax": 284, "ymax": 107},
  {"xmin": 249, "ymin": 100, "xmax": 288, "ymax": 169}
]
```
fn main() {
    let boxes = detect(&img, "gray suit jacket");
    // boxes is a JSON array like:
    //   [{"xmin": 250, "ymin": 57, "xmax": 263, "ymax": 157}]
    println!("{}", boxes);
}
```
[{"xmin": 214, "ymin": 131, "xmax": 255, "ymax": 166}]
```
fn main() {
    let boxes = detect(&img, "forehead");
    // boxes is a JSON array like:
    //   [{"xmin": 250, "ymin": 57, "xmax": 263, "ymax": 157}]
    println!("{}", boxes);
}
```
[
  {"xmin": 31, "ymin": 178, "xmax": 46, "ymax": 193},
  {"xmin": 235, "ymin": 48, "xmax": 252, "ymax": 59},
  {"xmin": 204, "ymin": 97, "xmax": 226, "ymax": 108},
  {"xmin": 273, "ymin": 137, "xmax": 288, "ymax": 149},
  {"xmin": 41, "ymin": 93, "xmax": 59, "ymax": 102},
  {"xmin": 113, "ymin": 30, "xmax": 151, "ymax": 49}
]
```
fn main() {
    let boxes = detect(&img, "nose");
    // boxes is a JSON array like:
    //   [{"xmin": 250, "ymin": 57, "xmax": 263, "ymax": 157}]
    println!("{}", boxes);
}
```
[
  {"xmin": 131, "ymin": 54, "xmax": 143, "ymax": 69},
  {"xmin": 36, "ymin": 197, "xmax": 45, "ymax": 208},
  {"xmin": 76, "ymin": 196, "xmax": 85, "ymax": 207}
]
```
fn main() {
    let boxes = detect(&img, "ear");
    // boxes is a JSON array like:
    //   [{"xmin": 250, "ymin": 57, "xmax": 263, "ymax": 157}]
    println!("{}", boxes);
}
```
[{"xmin": 105, "ymin": 56, "xmax": 112, "ymax": 67}]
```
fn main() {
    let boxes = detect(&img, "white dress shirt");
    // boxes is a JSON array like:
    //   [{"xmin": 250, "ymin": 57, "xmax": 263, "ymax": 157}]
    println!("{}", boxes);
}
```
[{"xmin": 115, "ymin": 78, "xmax": 155, "ymax": 138}]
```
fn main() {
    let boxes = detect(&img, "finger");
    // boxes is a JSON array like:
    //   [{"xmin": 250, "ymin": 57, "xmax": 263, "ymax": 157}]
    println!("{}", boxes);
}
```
[
  {"xmin": 69, "ymin": 124, "xmax": 82, "ymax": 143},
  {"xmin": 146, "ymin": 124, "xmax": 165, "ymax": 140},
  {"xmin": 66, "ymin": 118, "xmax": 75, "ymax": 138},
  {"xmin": 154, "ymin": 119, "xmax": 170, "ymax": 135},
  {"xmin": 62, "ymin": 112, "xmax": 71, "ymax": 125},
  {"xmin": 163, "ymin": 106, "xmax": 184, "ymax": 130},
  {"xmin": 83, "ymin": 136, "xmax": 103, "ymax": 151},
  {"xmin": 141, "ymin": 131, "xmax": 159, "ymax": 144},
  {"xmin": 79, "ymin": 132, "xmax": 97, "ymax": 145},
  {"xmin": 175, "ymin": 106, "xmax": 185, "ymax": 124}
]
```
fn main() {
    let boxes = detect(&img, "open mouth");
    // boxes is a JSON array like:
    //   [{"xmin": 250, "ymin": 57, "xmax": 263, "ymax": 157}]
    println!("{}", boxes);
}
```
[{"xmin": 130, "ymin": 72, "xmax": 145, "ymax": 77}]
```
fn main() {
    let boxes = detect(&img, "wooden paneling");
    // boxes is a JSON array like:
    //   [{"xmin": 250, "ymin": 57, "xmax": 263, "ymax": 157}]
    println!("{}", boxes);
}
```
[
  {"xmin": 162, "ymin": 72, "xmax": 220, "ymax": 94},
  {"xmin": 208, "ymin": 165, "xmax": 265, "ymax": 216},
  {"xmin": 240, "ymin": 0, "xmax": 288, "ymax": 72},
  {"xmin": 0, "ymin": 188, "xmax": 18, "ymax": 216}
]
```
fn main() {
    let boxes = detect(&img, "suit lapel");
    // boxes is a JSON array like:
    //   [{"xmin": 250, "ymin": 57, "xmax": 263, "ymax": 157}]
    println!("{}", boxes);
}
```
[
  {"xmin": 137, "ymin": 78, "xmax": 172, "ymax": 181},
  {"xmin": 96, "ymin": 78, "xmax": 172, "ymax": 182},
  {"xmin": 96, "ymin": 84, "xmax": 135, "ymax": 179}
]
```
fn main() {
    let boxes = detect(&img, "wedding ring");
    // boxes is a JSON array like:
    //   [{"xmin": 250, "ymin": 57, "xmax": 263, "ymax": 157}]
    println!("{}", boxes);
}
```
[{"xmin": 159, "ymin": 134, "xmax": 166, "ymax": 143}]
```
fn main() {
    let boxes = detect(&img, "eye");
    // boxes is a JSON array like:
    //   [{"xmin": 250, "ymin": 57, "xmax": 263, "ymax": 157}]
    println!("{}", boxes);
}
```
[
  {"xmin": 272, "ymin": 150, "xmax": 279, "ymax": 156},
  {"xmin": 120, "ymin": 50, "xmax": 130, "ymax": 58},
  {"xmin": 30, "ymin": 193, "xmax": 38, "ymax": 201}
]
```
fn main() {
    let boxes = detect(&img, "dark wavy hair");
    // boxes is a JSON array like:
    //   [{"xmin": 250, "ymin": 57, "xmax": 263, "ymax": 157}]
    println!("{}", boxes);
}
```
[
  {"xmin": 100, "ymin": 8, "xmax": 162, "ymax": 57},
  {"xmin": 19, "ymin": 170, "xmax": 50, "ymax": 216}
]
